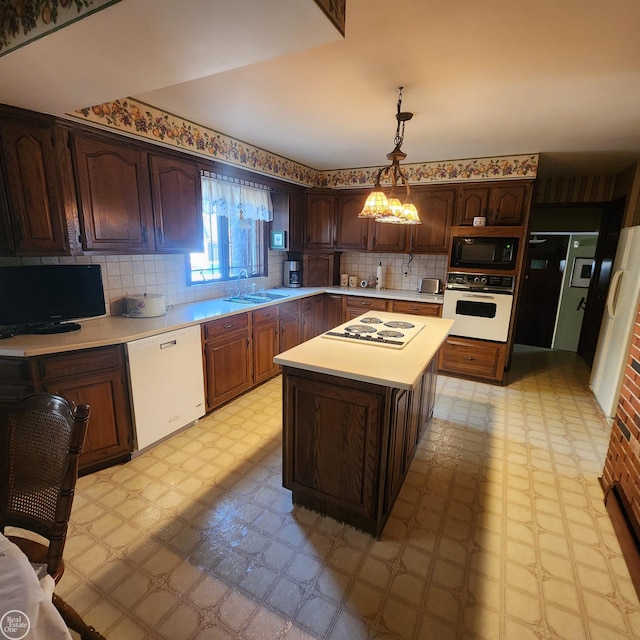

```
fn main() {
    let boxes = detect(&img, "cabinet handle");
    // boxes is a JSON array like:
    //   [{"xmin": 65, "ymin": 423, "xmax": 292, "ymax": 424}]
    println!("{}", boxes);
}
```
[
  {"xmin": 224, "ymin": 323, "xmax": 234, "ymax": 329},
  {"xmin": 464, "ymin": 356, "xmax": 475, "ymax": 361},
  {"xmin": 360, "ymin": 301, "xmax": 370, "ymax": 306}
]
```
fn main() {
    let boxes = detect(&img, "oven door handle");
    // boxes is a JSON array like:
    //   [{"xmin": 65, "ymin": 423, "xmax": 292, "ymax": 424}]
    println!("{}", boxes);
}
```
[{"xmin": 460, "ymin": 293, "xmax": 499, "ymax": 300}]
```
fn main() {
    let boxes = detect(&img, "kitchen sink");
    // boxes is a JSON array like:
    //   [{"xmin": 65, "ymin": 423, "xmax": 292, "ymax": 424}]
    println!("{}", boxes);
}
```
[{"xmin": 223, "ymin": 292, "xmax": 289, "ymax": 304}]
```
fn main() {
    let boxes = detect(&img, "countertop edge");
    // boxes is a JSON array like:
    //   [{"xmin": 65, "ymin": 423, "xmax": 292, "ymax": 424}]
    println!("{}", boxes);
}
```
[{"xmin": 0, "ymin": 286, "xmax": 444, "ymax": 358}]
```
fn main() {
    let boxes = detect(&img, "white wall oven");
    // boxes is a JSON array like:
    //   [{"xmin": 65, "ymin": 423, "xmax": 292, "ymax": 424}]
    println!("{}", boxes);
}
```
[{"xmin": 442, "ymin": 273, "xmax": 514, "ymax": 343}]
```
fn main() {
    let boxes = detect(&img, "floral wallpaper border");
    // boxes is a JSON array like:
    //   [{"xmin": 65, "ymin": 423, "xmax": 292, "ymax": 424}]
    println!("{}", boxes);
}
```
[
  {"xmin": 0, "ymin": 0, "xmax": 120, "ymax": 56},
  {"xmin": 71, "ymin": 98, "xmax": 538, "ymax": 188}
]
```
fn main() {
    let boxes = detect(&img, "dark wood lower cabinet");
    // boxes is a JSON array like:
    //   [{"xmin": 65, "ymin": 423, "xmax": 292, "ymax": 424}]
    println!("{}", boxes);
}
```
[
  {"xmin": 202, "ymin": 313, "xmax": 252, "ymax": 410},
  {"xmin": 438, "ymin": 336, "xmax": 507, "ymax": 383},
  {"xmin": 0, "ymin": 345, "xmax": 133, "ymax": 474},
  {"xmin": 282, "ymin": 359, "xmax": 437, "ymax": 538}
]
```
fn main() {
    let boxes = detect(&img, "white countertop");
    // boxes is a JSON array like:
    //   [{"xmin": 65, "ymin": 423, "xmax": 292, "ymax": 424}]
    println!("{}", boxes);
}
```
[
  {"xmin": 274, "ymin": 310, "xmax": 453, "ymax": 390},
  {"xmin": 0, "ymin": 286, "xmax": 443, "ymax": 358}
]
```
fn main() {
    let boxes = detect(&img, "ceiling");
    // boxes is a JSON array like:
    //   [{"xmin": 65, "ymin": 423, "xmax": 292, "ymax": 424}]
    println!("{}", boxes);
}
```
[{"xmin": 1, "ymin": 0, "xmax": 640, "ymax": 179}]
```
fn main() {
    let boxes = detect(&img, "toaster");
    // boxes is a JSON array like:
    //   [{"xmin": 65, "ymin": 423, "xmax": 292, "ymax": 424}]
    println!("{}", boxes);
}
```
[{"xmin": 418, "ymin": 278, "xmax": 441, "ymax": 294}]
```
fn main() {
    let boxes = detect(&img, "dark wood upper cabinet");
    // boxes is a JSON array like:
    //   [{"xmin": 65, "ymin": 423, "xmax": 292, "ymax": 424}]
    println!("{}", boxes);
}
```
[
  {"xmin": 0, "ymin": 114, "xmax": 70, "ymax": 255},
  {"xmin": 370, "ymin": 219, "xmax": 407, "ymax": 252},
  {"xmin": 456, "ymin": 181, "xmax": 531, "ymax": 226},
  {"xmin": 72, "ymin": 133, "xmax": 155, "ymax": 252},
  {"xmin": 488, "ymin": 182, "xmax": 530, "ymax": 225},
  {"xmin": 336, "ymin": 190, "xmax": 369, "ymax": 251},
  {"xmin": 149, "ymin": 153, "xmax": 203, "ymax": 252},
  {"xmin": 304, "ymin": 191, "xmax": 335, "ymax": 250},
  {"xmin": 409, "ymin": 187, "xmax": 455, "ymax": 253}
]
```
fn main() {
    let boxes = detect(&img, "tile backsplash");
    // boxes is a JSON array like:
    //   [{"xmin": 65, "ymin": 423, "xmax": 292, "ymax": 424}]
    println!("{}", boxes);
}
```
[
  {"xmin": 1, "ymin": 250, "xmax": 447, "ymax": 317},
  {"xmin": 339, "ymin": 252, "xmax": 448, "ymax": 292}
]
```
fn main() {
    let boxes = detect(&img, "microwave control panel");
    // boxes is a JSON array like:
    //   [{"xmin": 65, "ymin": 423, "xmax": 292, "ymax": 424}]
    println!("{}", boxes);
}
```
[{"xmin": 446, "ymin": 272, "xmax": 514, "ymax": 293}]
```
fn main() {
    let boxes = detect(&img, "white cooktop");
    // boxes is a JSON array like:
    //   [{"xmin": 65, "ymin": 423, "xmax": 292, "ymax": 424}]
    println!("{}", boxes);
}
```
[{"xmin": 322, "ymin": 315, "xmax": 425, "ymax": 349}]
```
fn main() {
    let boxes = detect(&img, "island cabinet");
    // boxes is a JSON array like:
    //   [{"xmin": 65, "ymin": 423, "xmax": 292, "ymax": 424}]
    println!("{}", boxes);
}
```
[
  {"xmin": 276, "ymin": 310, "xmax": 452, "ymax": 537},
  {"xmin": 455, "ymin": 181, "xmax": 532, "ymax": 226},
  {"xmin": 0, "ymin": 345, "xmax": 134, "ymax": 474},
  {"xmin": 202, "ymin": 313, "xmax": 252, "ymax": 410},
  {"xmin": 281, "ymin": 358, "xmax": 438, "ymax": 538},
  {"xmin": 0, "ymin": 111, "xmax": 71, "ymax": 256}
]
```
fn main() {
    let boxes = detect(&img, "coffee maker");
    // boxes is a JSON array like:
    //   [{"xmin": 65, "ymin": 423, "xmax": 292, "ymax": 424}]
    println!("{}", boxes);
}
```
[{"xmin": 283, "ymin": 260, "xmax": 302, "ymax": 288}]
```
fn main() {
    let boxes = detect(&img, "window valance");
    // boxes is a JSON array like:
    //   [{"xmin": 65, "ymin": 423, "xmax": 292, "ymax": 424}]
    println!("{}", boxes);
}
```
[{"xmin": 201, "ymin": 176, "xmax": 273, "ymax": 222}]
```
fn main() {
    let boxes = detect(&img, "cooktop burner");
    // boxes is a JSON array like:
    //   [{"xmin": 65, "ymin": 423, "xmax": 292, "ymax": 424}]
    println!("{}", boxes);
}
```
[{"xmin": 322, "ymin": 315, "xmax": 425, "ymax": 349}]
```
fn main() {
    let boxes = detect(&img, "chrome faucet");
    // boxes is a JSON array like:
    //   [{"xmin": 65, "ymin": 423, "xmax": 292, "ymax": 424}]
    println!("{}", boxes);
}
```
[{"xmin": 237, "ymin": 268, "xmax": 249, "ymax": 294}]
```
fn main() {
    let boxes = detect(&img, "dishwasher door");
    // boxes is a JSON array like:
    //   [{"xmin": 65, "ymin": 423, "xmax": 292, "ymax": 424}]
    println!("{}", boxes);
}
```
[{"xmin": 126, "ymin": 325, "xmax": 205, "ymax": 451}]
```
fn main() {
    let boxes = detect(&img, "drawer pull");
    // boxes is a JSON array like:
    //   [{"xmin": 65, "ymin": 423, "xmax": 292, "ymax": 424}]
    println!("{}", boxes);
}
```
[
  {"xmin": 360, "ymin": 301, "xmax": 370, "ymax": 305},
  {"xmin": 224, "ymin": 323, "xmax": 234, "ymax": 329},
  {"xmin": 464, "ymin": 356, "xmax": 475, "ymax": 361}
]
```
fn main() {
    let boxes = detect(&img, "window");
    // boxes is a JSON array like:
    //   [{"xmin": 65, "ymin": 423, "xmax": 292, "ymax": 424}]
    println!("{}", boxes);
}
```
[{"xmin": 189, "ymin": 176, "xmax": 273, "ymax": 284}]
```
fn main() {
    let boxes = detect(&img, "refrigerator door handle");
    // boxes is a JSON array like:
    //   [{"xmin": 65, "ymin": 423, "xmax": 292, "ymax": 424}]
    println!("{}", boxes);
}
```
[{"xmin": 606, "ymin": 269, "xmax": 624, "ymax": 319}]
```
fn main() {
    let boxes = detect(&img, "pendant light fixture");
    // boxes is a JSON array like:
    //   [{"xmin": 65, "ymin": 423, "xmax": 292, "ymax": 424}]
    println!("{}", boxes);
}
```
[{"xmin": 358, "ymin": 87, "xmax": 421, "ymax": 225}]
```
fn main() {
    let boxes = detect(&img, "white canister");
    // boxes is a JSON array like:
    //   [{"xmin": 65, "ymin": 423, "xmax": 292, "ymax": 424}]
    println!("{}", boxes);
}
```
[
  {"xmin": 340, "ymin": 273, "xmax": 349, "ymax": 287},
  {"xmin": 125, "ymin": 293, "xmax": 167, "ymax": 317},
  {"xmin": 348, "ymin": 275, "xmax": 358, "ymax": 287}
]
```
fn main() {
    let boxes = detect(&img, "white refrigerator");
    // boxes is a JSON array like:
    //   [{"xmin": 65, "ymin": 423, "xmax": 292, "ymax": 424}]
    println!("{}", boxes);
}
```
[{"xmin": 590, "ymin": 225, "xmax": 640, "ymax": 421}]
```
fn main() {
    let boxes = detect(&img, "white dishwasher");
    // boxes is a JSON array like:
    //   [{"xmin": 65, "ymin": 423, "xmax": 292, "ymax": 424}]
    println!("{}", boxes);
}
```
[{"xmin": 126, "ymin": 325, "xmax": 205, "ymax": 451}]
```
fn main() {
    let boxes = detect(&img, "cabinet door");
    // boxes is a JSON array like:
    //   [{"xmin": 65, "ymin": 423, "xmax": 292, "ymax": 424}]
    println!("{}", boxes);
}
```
[
  {"xmin": 0, "ymin": 117, "xmax": 69, "ymax": 255},
  {"xmin": 204, "ymin": 332, "xmax": 252, "ymax": 409},
  {"xmin": 252, "ymin": 319, "xmax": 280, "ymax": 383},
  {"xmin": 488, "ymin": 183, "xmax": 529, "ymax": 225},
  {"xmin": 336, "ymin": 191, "xmax": 369, "ymax": 251},
  {"xmin": 304, "ymin": 192, "xmax": 335, "ymax": 250},
  {"xmin": 301, "ymin": 296, "xmax": 323, "ymax": 340},
  {"xmin": 384, "ymin": 388, "xmax": 410, "ymax": 513},
  {"xmin": 303, "ymin": 252, "xmax": 335, "ymax": 286},
  {"xmin": 36, "ymin": 346, "xmax": 133, "ymax": 473},
  {"xmin": 321, "ymin": 294, "xmax": 344, "ymax": 331},
  {"xmin": 455, "ymin": 186, "xmax": 490, "ymax": 225},
  {"xmin": 149, "ymin": 153, "xmax": 203, "ymax": 252},
  {"xmin": 370, "ymin": 220, "xmax": 407, "ymax": 252},
  {"xmin": 280, "ymin": 312, "xmax": 301, "ymax": 352},
  {"xmin": 72, "ymin": 134, "xmax": 155, "ymax": 252},
  {"xmin": 409, "ymin": 188, "xmax": 454, "ymax": 253}
]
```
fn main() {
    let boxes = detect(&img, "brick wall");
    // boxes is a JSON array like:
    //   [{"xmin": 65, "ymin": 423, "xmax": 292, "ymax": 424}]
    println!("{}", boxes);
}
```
[{"xmin": 602, "ymin": 301, "xmax": 640, "ymax": 526}]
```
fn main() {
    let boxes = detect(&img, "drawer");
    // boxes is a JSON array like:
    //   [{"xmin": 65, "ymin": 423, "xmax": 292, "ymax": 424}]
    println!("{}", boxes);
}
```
[
  {"xmin": 203, "ymin": 313, "xmax": 249, "ymax": 340},
  {"xmin": 279, "ymin": 299, "xmax": 300, "ymax": 317},
  {"xmin": 391, "ymin": 300, "xmax": 442, "ymax": 317},
  {"xmin": 345, "ymin": 296, "xmax": 389, "ymax": 311},
  {"xmin": 37, "ymin": 346, "xmax": 122, "ymax": 380},
  {"xmin": 439, "ymin": 337, "xmax": 506, "ymax": 382},
  {"xmin": 252, "ymin": 306, "xmax": 279, "ymax": 324},
  {"xmin": 0, "ymin": 357, "xmax": 32, "ymax": 383}
]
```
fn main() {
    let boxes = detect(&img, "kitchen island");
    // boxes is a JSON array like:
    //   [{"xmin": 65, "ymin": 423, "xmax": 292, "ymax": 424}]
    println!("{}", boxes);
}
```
[{"xmin": 274, "ymin": 311, "xmax": 453, "ymax": 538}]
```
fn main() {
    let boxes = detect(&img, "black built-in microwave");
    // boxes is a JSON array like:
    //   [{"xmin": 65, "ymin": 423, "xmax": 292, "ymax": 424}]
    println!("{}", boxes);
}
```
[{"xmin": 450, "ymin": 236, "xmax": 519, "ymax": 270}]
